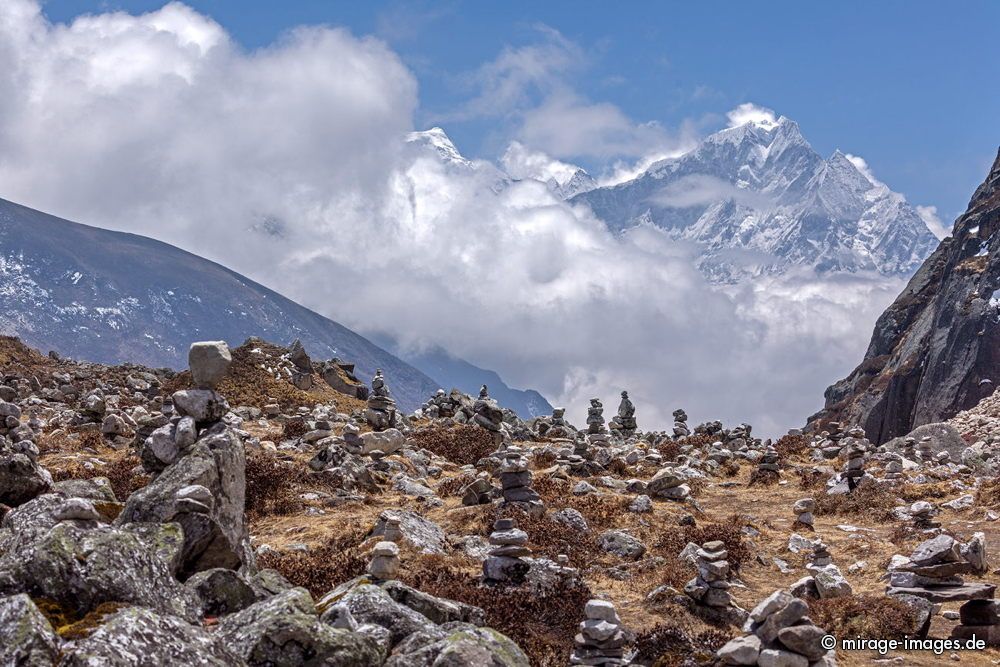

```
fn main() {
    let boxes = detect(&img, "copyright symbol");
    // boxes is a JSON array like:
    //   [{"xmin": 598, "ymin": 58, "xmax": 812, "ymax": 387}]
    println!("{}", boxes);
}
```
[{"xmin": 821, "ymin": 634, "xmax": 837, "ymax": 650}]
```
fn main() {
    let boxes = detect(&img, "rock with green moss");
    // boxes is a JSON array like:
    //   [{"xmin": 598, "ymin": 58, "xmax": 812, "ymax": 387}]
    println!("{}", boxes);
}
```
[
  {"xmin": 0, "ymin": 594, "xmax": 60, "ymax": 666},
  {"xmin": 185, "ymin": 567, "xmax": 258, "ymax": 617},
  {"xmin": 319, "ymin": 577, "xmax": 435, "ymax": 651},
  {"xmin": 384, "ymin": 623, "xmax": 530, "ymax": 667},
  {"xmin": 117, "ymin": 423, "xmax": 253, "ymax": 576},
  {"xmin": 60, "ymin": 606, "xmax": 241, "ymax": 666},
  {"xmin": 0, "ymin": 520, "xmax": 200, "ymax": 622},
  {"xmin": 217, "ymin": 587, "xmax": 382, "ymax": 666}
]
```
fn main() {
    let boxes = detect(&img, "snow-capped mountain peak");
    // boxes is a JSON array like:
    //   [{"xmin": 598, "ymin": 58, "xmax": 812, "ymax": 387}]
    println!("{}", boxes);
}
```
[
  {"xmin": 406, "ymin": 127, "xmax": 471, "ymax": 167},
  {"xmin": 571, "ymin": 113, "xmax": 939, "ymax": 282}
]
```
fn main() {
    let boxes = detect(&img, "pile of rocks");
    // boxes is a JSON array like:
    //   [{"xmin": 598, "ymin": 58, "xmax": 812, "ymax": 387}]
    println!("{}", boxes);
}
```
[
  {"xmin": 460, "ymin": 474, "xmax": 495, "ymax": 506},
  {"xmin": 882, "ymin": 451, "xmax": 905, "ymax": 481},
  {"xmin": 421, "ymin": 388, "xmax": 466, "ymax": 419},
  {"xmin": 887, "ymin": 534, "xmax": 992, "ymax": 604},
  {"xmin": 472, "ymin": 385, "xmax": 505, "ymax": 441},
  {"xmin": 756, "ymin": 444, "xmax": 780, "ymax": 476},
  {"xmin": 842, "ymin": 442, "xmax": 866, "ymax": 491},
  {"xmin": 609, "ymin": 391, "xmax": 637, "ymax": 439},
  {"xmin": 672, "ymin": 408, "xmax": 690, "ymax": 438},
  {"xmin": 908, "ymin": 501, "xmax": 940, "ymax": 529},
  {"xmin": 287, "ymin": 339, "xmax": 313, "ymax": 390},
  {"xmin": 792, "ymin": 498, "xmax": 815, "ymax": 529},
  {"xmin": 587, "ymin": 398, "xmax": 610, "ymax": 447},
  {"xmin": 483, "ymin": 518, "xmax": 531, "ymax": 584},
  {"xmin": 367, "ymin": 541, "xmax": 400, "ymax": 580},
  {"xmin": 570, "ymin": 599, "xmax": 627, "ymax": 666},
  {"xmin": 717, "ymin": 590, "xmax": 835, "ymax": 666},
  {"xmin": 684, "ymin": 540, "xmax": 746, "ymax": 624},
  {"xmin": 496, "ymin": 447, "xmax": 543, "ymax": 512},
  {"xmin": 647, "ymin": 466, "xmax": 690, "ymax": 501},
  {"xmin": 365, "ymin": 369, "xmax": 397, "ymax": 431}
]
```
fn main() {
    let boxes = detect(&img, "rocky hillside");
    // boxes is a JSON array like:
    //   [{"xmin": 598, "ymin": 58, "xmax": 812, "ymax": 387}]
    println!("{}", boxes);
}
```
[
  {"xmin": 5, "ymin": 334, "xmax": 1000, "ymax": 665},
  {"xmin": 572, "ymin": 116, "xmax": 939, "ymax": 282},
  {"xmin": 809, "ymin": 148, "xmax": 1000, "ymax": 444},
  {"xmin": 0, "ymin": 197, "xmax": 443, "ymax": 413}
]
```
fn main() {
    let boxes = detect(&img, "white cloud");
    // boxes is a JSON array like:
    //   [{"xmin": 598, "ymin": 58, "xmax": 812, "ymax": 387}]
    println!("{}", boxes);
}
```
[
  {"xmin": 0, "ymin": 1, "xmax": 903, "ymax": 438},
  {"xmin": 916, "ymin": 204, "xmax": 951, "ymax": 239},
  {"xmin": 650, "ymin": 174, "xmax": 774, "ymax": 210},
  {"xmin": 844, "ymin": 153, "xmax": 882, "ymax": 186},
  {"xmin": 726, "ymin": 102, "xmax": 778, "ymax": 130},
  {"xmin": 501, "ymin": 141, "xmax": 581, "ymax": 185}
]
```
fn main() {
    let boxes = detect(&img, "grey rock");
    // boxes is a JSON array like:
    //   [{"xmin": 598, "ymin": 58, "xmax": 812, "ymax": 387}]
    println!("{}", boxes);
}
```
[
  {"xmin": 60, "ymin": 606, "xmax": 241, "ymax": 666},
  {"xmin": 370, "ymin": 510, "xmax": 446, "ymax": 555},
  {"xmin": 172, "ymin": 389, "xmax": 230, "ymax": 423},
  {"xmin": 186, "ymin": 567, "xmax": 258, "ymax": 617},
  {"xmin": 552, "ymin": 508, "xmax": 589, "ymax": 532},
  {"xmin": 189, "ymin": 341, "xmax": 232, "ymax": 390},
  {"xmin": 777, "ymin": 624, "xmax": 828, "ymax": 660},
  {"xmin": 0, "ymin": 594, "xmax": 60, "ymax": 667},
  {"xmin": 385, "ymin": 623, "xmax": 530, "ymax": 667},
  {"xmin": 598, "ymin": 530, "xmax": 646, "ymax": 560}
]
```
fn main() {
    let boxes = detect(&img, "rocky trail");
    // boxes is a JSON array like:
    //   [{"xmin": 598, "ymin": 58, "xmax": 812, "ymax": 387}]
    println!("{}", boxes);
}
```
[{"xmin": 3, "ymin": 334, "xmax": 1000, "ymax": 666}]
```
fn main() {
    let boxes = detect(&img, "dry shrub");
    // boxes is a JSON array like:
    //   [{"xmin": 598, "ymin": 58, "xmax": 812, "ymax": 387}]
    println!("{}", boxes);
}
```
[
  {"xmin": 479, "ymin": 505, "xmax": 601, "ymax": 569},
  {"xmin": 437, "ymin": 473, "xmax": 476, "ymax": 498},
  {"xmin": 532, "ymin": 449, "xmax": 557, "ymax": 468},
  {"xmin": 245, "ymin": 454, "xmax": 303, "ymax": 519},
  {"xmin": 657, "ymin": 439, "xmax": 682, "ymax": 461},
  {"xmin": 896, "ymin": 481, "xmax": 953, "ymax": 502},
  {"xmin": 605, "ymin": 457, "xmax": 630, "ymax": 476},
  {"xmin": 808, "ymin": 595, "xmax": 919, "ymax": 639},
  {"xmin": 976, "ymin": 478, "xmax": 1000, "ymax": 508},
  {"xmin": 103, "ymin": 454, "xmax": 149, "ymax": 501},
  {"xmin": 634, "ymin": 620, "xmax": 732, "ymax": 666},
  {"xmin": 813, "ymin": 480, "xmax": 896, "ymax": 521},
  {"xmin": 33, "ymin": 598, "xmax": 128, "ymax": 640},
  {"xmin": 256, "ymin": 530, "xmax": 368, "ymax": 597},
  {"xmin": 654, "ymin": 515, "xmax": 752, "ymax": 571},
  {"xmin": 282, "ymin": 418, "xmax": 307, "ymax": 440},
  {"xmin": 774, "ymin": 434, "xmax": 808, "ymax": 458},
  {"xmin": 748, "ymin": 469, "xmax": 779, "ymax": 486},
  {"xmin": 530, "ymin": 478, "xmax": 630, "ymax": 531},
  {"xmin": 720, "ymin": 461, "xmax": 740, "ymax": 477},
  {"xmin": 409, "ymin": 424, "xmax": 496, "ymax": 466},
  {"xmin": 796, "ymin": 468, "xmax": 826, "ymax": 490},
  {"xmin": 404, "ymin": 559, "xmax": 592, "ymax": 666}
]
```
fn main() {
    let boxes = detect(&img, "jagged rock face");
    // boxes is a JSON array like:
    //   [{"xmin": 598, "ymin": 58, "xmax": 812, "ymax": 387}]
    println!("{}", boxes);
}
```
[{"xmin": 810, "ymin": 149, "xmax": 1000, "ymax": 443}]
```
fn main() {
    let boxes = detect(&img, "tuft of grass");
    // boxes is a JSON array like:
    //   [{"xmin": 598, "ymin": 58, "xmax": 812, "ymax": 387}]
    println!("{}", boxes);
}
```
[
  {"xmin": 634, "ymin": 620, "xmax": 732, "ymax": 667},
  {"xmin": 813, "ymin": 480, "xmax": 896, "ymax": 522},
  {"xmin": 808, "ymin": 595, "xmax": 919, "ymax": 639},
  {"xmin": 245, "ymin": 454, "xmax": 304, "ymax": 519},
  {"xmin": 409, "ymin": 424, "xmax": 497, "ymax": 466},
  {"xmin": 256, "ymin": 530, "xmax": 368, "ymax": 597}
]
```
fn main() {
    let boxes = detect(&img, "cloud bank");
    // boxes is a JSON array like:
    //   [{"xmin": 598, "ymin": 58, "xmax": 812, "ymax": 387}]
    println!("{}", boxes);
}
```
[{"xmin": 0, "ymin": 1, "xmax": 907, "ymax": 436}]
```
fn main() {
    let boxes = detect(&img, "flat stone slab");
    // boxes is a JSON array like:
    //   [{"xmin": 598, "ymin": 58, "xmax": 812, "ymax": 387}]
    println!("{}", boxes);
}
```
[{"xmin": 887, "ymin": 583, "xmax": 996, "ymax": 603}]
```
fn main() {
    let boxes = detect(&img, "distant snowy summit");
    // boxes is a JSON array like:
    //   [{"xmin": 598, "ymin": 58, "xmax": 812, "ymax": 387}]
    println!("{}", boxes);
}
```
[
  {"xmin": 572, "ymin": 115, "xmax": 939, "ymax": 282},
  {"xmin": 407, "ymin": 116, "xmax": 939, "ymax": 283}
]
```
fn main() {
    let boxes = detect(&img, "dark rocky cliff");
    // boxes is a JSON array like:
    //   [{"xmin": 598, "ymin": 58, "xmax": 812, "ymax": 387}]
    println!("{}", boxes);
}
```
[{"xmin": 808, "ymin": 148, "xmax": 1000, "ymax": 443}]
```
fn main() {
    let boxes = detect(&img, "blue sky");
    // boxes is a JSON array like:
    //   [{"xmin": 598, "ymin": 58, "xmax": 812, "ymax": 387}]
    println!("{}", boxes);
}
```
[{"xmin": 44, "ymin": 0, "xmax": 999, "ymax": 224}]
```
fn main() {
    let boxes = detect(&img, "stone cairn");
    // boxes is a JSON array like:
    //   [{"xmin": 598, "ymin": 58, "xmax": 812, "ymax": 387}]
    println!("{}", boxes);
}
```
[
  {"xmin": 792, "ymin": 498, "xmax": 815, "ymax": 529},
  {"xmin": 472, "ymin": 385, "xmax": 505, "ymax": 443},
  {"xmin": 810, "ymin": 539, "xmax": 832, "ymax": 567},
  {"xmin": 368, "ymin": 541, "xmax": 400, "ymax": 581},
  {"xmin": 684, "ymin": 540, "xmax": 746, "ymax": 624},
  {"xmin": 908, "ymin": 501, "xmax": 940, "ymax": 529},
  {"xmin": 755, "ymin": 443, "xmax": 780, "ymax": 478},
  {"xmin": 842, "ymin": 442, "xmax": 866, "ymax": 491},
  {"xmin": 917, "ymin": 436, "xmax": 934, "ymax": 462},
  {"xmin": 548, "ymin": 407, "xmax": 572, "ymax": 438},
  {"xmin": 570, "ymin": 599, "xmax": 627, "ymax": 666},
  {"xmin": 716, "ymin": 590, "xmax": 834, "ymax": 666},
  {"xmin": 365, "ymin": 369, "xmax": 397, "ymax": 431},
  {"xmin": 496, "ymin": 446, "xmax": 543, "ymax": 513},
  {"xmin": 887, "ymin": 533, "xmax": 999, "ymax": 643},
  {"xmin": 883, "ymin": 451, "xmax": 905, "ymax": 481},
  {"xmin": 901, "ymin": 436, "xmax": 917, "ymax": 460},
  {"xmin": 672, "ymin": 408, "xmax": 690, "ymax": 438},
  {"xmin": 382, "ymin": 516, "xmax": 403, "ymax": 543},
  {"xmin": 587, "ymin": 398, "xmax": 610, "ymax": 448},
  {"xmin": 483, "ymin": 518, "xmax": 531, "ymax": 584},
  {"xmin": 609, "ymin": 391, "xmax": 637, "ymax": 439}
]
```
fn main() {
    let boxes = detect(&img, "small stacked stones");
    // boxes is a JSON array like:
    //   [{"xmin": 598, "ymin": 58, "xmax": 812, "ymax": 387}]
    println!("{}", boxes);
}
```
[
  {"xmin": 756, "ymin": 443, "xmax": 780, "ymax": 475},
  {"xmin": 842, "ymin": 442, "xmax": 865, "ymax": 491},
  {"xmin": 809, "ymin": 539, "xmax": 832, "ymax": 567},
  {"xmin": 901, "ymin": 436, "xmax": 917, "ymax": 460},
  {"xmin": 883, "ymin": 451, "xmax": 905, "ymax": 481},
  {"xmin": 888, "ymin": 534, "xmax": 993, "ymax": 607},
  {"xmin": 570, "ymin": 600, "xmax": 626, "ymax": 666},
  {"xmin": 685, "ymin": 540, "xmax": 741, "ymax": 618},
  {"xmin": 483, "ymin": 518, "xmax": 531, "ymax": 584},
  {"xmin": 382, "ymin": 517, "xmax": 403, "ymax": 543},
  {"xmin": 793, "ymin": 498, "xmax": 815, "ymax": 528},
  {"xmin": 496, "ymin": 447, "xmax": 543, "ymax": 510},
  {"xmin": 548, "ymin": 407, "xmax": 572, "ymax": 438},
  {"xmin": 341, "ymin": 422, "xmax": 363, "ymax": 454},
  {"xmin": 909, "ymin": 501, "xmax": 940, "ymax": 529},
  {"xmin": 472, "ymin": 386, "xmax": 504, "ymax": 441},
  {"xmin": 368, "ymin": 541, "xmax": 399, "ymax": 580},
  {"xmin": 917, "ymin": 436, "xmax": 934, "ymax": 462},
  {"xmin": 716, "ymin": 590, "xmax": 834, "ymax": 666},
  {"xmin": 672, "ymin": 408, "xmax": 690, "ymax": 438},
  {"xmin": 573, "ymin": 431, "xmax": 592, "ymax": 461},
  {"xmin": 587, "ymin": 398, "xmax": 610, "ymax": 447},
  {"xmin": 365, "ymin": 369, "xmax": 397, "ymax": 431},
  {"xmin": 609, "ymin": 391, "xmax": 637, "ymax": 438}
]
